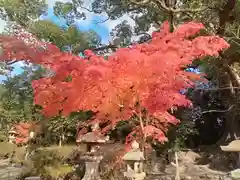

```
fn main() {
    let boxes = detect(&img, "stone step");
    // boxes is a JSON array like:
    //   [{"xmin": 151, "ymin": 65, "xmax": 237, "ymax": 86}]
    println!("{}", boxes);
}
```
[
  {"xmin": 0, "ymin": 159, "xmax": 9, "ymax": 167},
  {"xmin": 25, "ymin": 177, "xmax": 41, "ymax": 180},
  {"xmin": 0, "ymin": 166, "xmax": 22, "ymax": 180}
]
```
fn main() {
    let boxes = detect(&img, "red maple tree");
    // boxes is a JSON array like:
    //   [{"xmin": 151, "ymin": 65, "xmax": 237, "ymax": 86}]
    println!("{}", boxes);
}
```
[{"xmin": 0, "ymin": 22, "xmax": 229, "ymax": 147}]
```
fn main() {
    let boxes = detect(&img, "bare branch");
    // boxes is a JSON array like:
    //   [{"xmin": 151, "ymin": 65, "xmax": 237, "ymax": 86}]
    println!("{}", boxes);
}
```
[
  {"xmin": 196, "ymin": 86, "xmax": 240, "ymax": 91},
  {"xmin": 6, "ymin": 60, "xmax": 18, "ymax": 65},
  {"xmin": 137, "ymin": 32, "xmax": 151, "ymax": 36},
  {"xmin": 128, "ymin": 0, "xmax": 151, "ymax": 5},
  {"xmin": 91, "ymin": 32, "xmax": 152, "ymax": 52},
  {"xmin": 155, "ymin": 0, "xmax": 210, "ymax": 13},
  {"xmin": 172, "ymin": 7, "xmax": 208, "ymax": 13},
  {"xmin": 227, "ymin": 65, "xmax": 240, "ymax": 87},
  {"xmin": 217, "ymin": 0, "xmax": 236, "ymax": 35},
  {"xmin": 93, "ymin": 17, "xmax": 110, "ymax": 24},
  {"xmin": 92, "ymin": 44, "xmax": 118, "ymax": 52},
  {"xmin": 129, "ymin": 0, "xmax": 216, "ymax": 14},
  {"xmin": 201, "ymin": 105, "xmax": 234, "ymax": 114},
  {"xmin": 79, "ymin": 5, "xmax": 93, "ymax": 12}
]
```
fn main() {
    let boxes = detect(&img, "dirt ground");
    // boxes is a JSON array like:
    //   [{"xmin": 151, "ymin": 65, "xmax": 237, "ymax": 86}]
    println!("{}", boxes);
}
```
[
  {"xmin": 146, "ymin": 147, "xmax": 237, "ymax": 180},
  {"xmin": 0, "ymin": 142, "xmax": 237, "ymax": 180}
]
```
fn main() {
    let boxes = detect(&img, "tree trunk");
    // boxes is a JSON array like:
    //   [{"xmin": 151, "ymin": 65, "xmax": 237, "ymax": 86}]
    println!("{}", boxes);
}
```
[
  {"xmin": 139, "ymin": 112, "xmax": 147, "ymax": 157},
  {"xmin": 214, "ymin": 0, "xmax": 238, "ymax": 145},
  {"xmin": 59, "ymin": 135, "xmax": 62, "ymax": 147},
  {"xmin": 175, "ymin": 152, "xmax": 180, "ymax": 180},
  {"xmin": 216, "ymin": 67, "xmax": 240, "ymax": 144},
  {"xmin": 218, "ymin": 110, "xmax": 240, "ymax": 145}
]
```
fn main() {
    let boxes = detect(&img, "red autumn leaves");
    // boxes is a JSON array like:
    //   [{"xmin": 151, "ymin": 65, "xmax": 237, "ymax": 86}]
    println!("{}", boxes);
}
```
[{"xmin": 0, "ymin": 21, "xmax": 229, "ymax": 144}]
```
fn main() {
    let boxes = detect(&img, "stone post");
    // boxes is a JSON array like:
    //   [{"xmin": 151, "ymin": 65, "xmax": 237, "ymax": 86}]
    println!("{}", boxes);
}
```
[
  {"xmin": 25, "ymin": 177, "xmax": 40, "ymax": 180},
  {"xmin": 81, "ymin": 156, "xmax": 103, "ymax": 180},
  {"xmin": 221, "ymin": 140, "xmax": 240, "ymax": 179},
  {"xmin": 122, "ymin": 141, "xmax": 146, "ymax": 180}
]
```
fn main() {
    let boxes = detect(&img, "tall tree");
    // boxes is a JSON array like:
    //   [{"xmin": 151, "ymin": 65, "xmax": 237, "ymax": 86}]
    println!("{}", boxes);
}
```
[
  {"xmin": 0, "ymin": 0, "xmax": 46, "ymax": 26},
  {"xmin": 40, "ymin": 0, "xmax": 240, "ymax": 144},
  {"xmin": 178, "ymin": 0, "xmax": 240, "ymax": 143},
  {"xmin": 0, "ymin": 0, "xmax": 101, "ymax": 54},
  {"xmin": 0, "ymin": 65, "xmax": 45, "ymax": 124},
  {"xmin": 0, "ymin": 21, "xmax": 229, "ymax": 150},
  {"xmin": 28, "ymin": 20, "xmax": 101, "ymax": 54}
]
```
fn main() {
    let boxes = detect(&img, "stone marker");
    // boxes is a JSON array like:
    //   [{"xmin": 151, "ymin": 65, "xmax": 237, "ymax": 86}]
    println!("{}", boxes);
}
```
[
  {"xmin": 220, "ymin": 140, "xmax": 240, "ymax": 179},
  {"xmin": 122, "ymin": 141, "xmax": 146, "ymax": 180},
  {"xmin": 76, "ymin": 123, "xmax": 110, "ymax": 180},
  {"xmin": 25, "ymin": 176, "xmax": 41, "ymax": 180}
]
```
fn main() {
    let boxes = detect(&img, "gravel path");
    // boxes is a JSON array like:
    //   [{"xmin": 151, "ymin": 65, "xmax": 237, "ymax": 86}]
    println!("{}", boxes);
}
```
[{"xmin": 0, "ymin": 159, "xmax": 22, "ymax": 180}]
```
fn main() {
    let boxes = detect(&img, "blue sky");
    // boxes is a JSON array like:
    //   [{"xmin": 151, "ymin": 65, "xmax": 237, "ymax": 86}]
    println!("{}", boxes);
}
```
[
  {"xmin": 0, "ymin": 0, "xmax": 133, "ymax": 82},
  {"xmin": 0, "ymin": 0, "xmax": 202, "ymax": 86},
  {"xmin": 42, "ymin": 7, "xmax": 111, "ymax": 44}
]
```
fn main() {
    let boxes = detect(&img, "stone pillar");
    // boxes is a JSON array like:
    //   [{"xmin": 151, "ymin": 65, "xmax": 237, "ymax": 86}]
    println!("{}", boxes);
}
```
[
  {"xmin": 81, "ymin": 156, "xmax": 103, "ymax": 180},
  {"xmin": 220, "ymin": 140, "xmax": 240, "ymax": 179},
  {"xmin": 25, "ymin": 177, "xmax": 40, "ymax": 180},
  {"xmin": 122, "ymin": 141, "xmax": 146, "ymax": 180}
]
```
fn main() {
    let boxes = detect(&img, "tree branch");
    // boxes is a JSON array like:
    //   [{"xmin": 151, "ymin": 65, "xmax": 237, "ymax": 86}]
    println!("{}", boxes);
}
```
[
  {"xmin": 129, "ymin": 0, "xmax": 212, "ymax": 13},
  {"xmin": 91, "ymin": 44, "xmax": 118, "ymax": 52},
  {"xmin": 6, "ymin": 60, "xmax": 18, "ymax": 65},
  {"xmin": 128, "ymin": 0, "xmax": 151, "ymax": 5},
  {"xmin": 201, "ymin": 105, "xmax": 234, "ymax": 114},
  {"xmin": 217, "ymin": 0, "xmax": 236, "ymax": 35},
  {"xmin": 93, "ymin": 17, "xmax": 110, "ymax": 24},
  {"xmin": 227, "ymin": 65, "xmax": 240, "ymax": 87},
  {"xmin": 196, "ymin": 86, "xmax": 240, "ymax": 91},
  {"xmin": 79, "ymin": 5, "xmax": 93, "ymax": 12}
]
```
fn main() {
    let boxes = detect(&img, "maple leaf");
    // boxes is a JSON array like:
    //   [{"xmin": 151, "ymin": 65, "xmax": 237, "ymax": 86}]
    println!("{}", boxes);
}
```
[{"xmin": 0, "ymin": 21, "xmax": 230, "ymax": 148}]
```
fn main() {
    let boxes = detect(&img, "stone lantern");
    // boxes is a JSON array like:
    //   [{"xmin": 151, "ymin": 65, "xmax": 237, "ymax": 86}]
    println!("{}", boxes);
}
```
[
  {"xmin": 29, "ymin": 131, "xmax": 35, "ymax": 139},
  {"xmin": 221, "ymin": 140, "xmax": 240, "ymax": 179},
  {"xmin": 76, "ymin": 124, "xmax": 110, "ymax": 180},
  {"xmin": 25, "ymin": 177, "xmax": 40, "ymax": 180},
  {"xmin": 122, "ymin": 141, "xmax": 146, "ymax": 180},
  {"xmin": 8, "ymin": 128, "xmax": 17, "ymax": 144}
]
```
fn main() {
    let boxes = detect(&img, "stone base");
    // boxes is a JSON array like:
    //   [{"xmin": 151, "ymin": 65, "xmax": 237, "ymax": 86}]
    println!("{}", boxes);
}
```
[
  {"xmin": 124, "ymin": 172, "xmax": 146, "ymax": 180},
  {"xmin": 230, "ymin": 168, "xmax": 240, "ymax": 179},
  {"xmin": 82, "ymin": 175, "xmax": 102, "ymax": 180},
  {"xmin": 80, "ymin": 155, "xmax": 103, "ymax": 162},
  {"xmin": 81, "ymin": 156, "xmax": 103, "ymax": 180},
  {"xmin": 25, "ymin": 177, "xmax": 41, "ymax": 180},
  {"xmin": 148, "ymin": 174, "xmax": 231, "ymax": 180}
]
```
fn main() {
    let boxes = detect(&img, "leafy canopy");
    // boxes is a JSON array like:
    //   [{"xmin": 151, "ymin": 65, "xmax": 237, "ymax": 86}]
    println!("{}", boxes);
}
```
[{"xmin": 0, "ymin": 21, "xmax": 229, "ymax": 144}]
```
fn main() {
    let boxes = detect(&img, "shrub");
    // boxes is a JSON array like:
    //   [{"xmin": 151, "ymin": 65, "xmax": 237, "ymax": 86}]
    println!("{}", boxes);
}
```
[{"xmin": 18, "ymin": 147, "xmax": 85, "ymax": 180}]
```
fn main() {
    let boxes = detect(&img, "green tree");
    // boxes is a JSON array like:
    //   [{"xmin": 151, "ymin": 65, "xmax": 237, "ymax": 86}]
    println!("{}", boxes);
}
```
[
  {"xmin": 179, "ymin": 0, "xmax": 240, "ymax": 143},
  {"xmin": 0, "ymin": 0, "xmax": 103, "ymax": 145},
  {"xmin": 0, "ymin": 65, "xmax": 45, "ymax": 124},
  {"xmin": 45, "ymin": 111, "xmax": 93, "ymax": 146},
  {"xmin": 0, "ymin": 65, "xmax": 89, "ymax": 145},
  {"xmin": 28, "ymin": 20, "xmax": 101, "ymax": 54},
  {"xmin": 0, "ymin": 0, "xmax": 101, "ymax": 54},
  {"xmin": 53, "ymin": 0, "xmax": 240, "ymax": 144},
  {"xmin": 0, "ymin": 0, "xmax": 46, "ymax": 26},
  {"xmin": 3, "ymin": 0, "xmax": 240, "ymax": 147}
]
